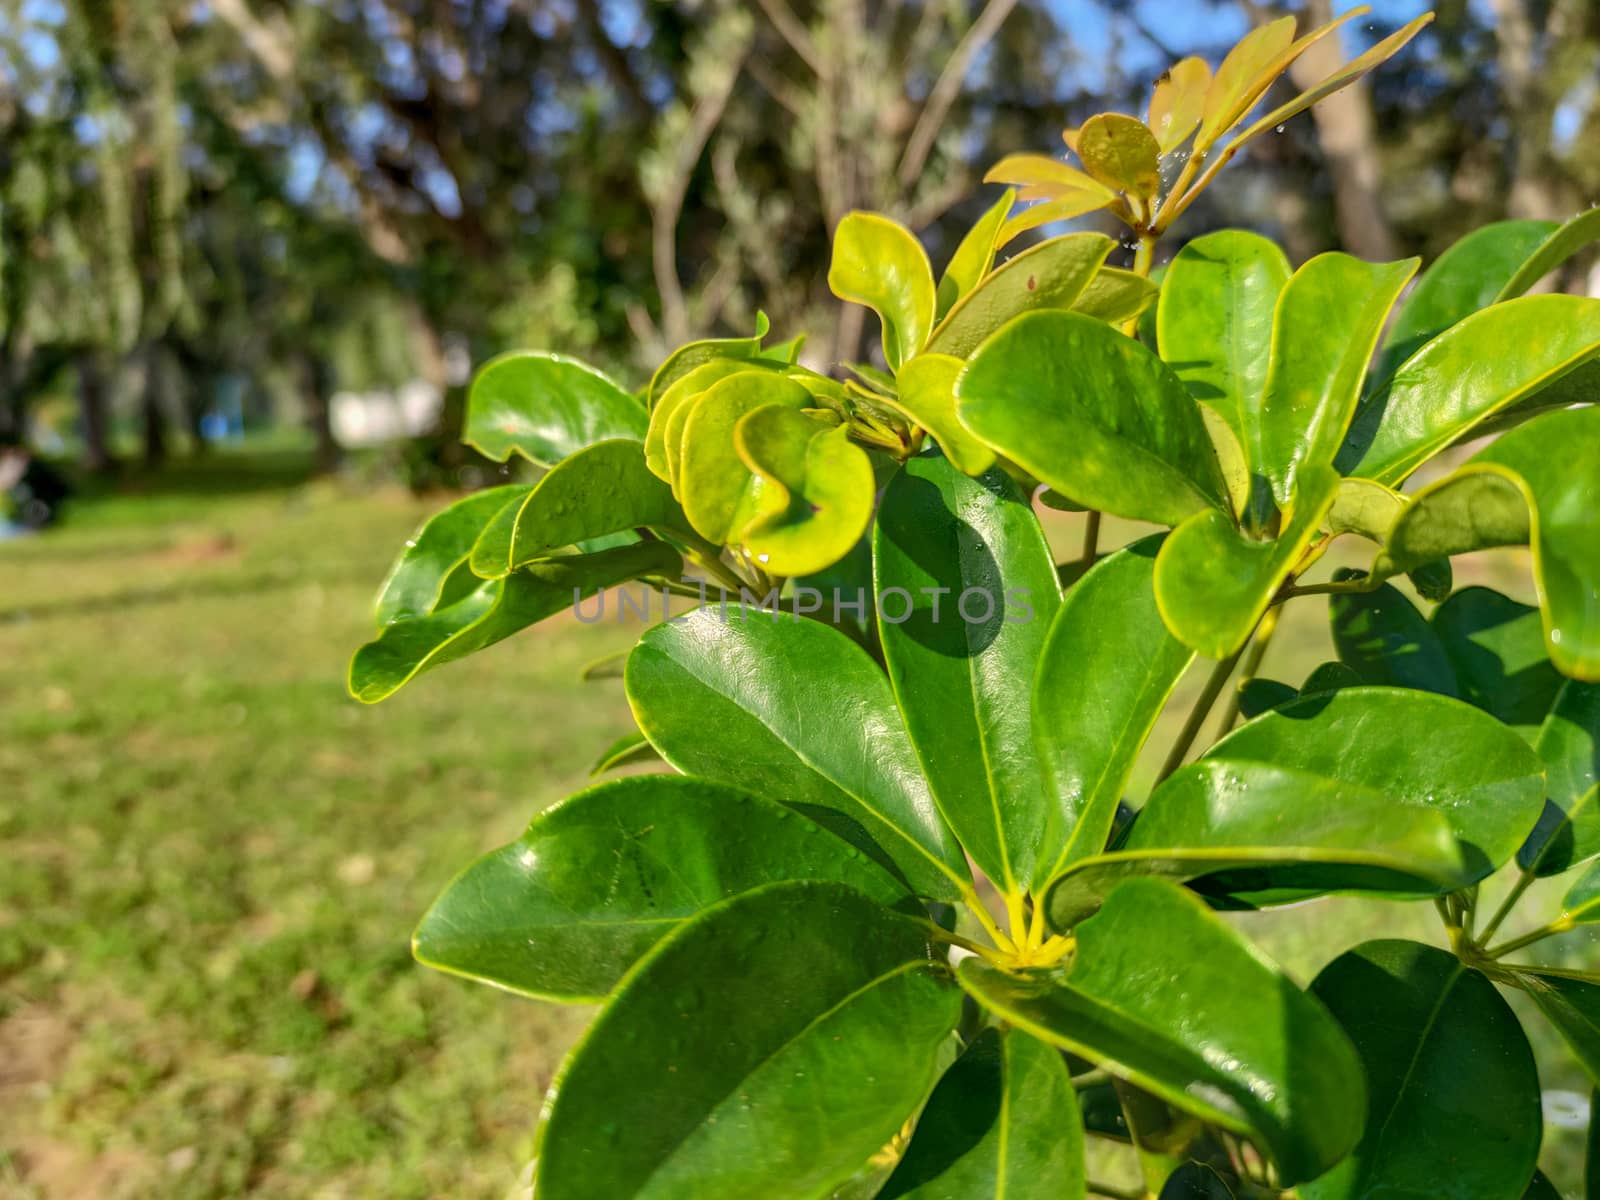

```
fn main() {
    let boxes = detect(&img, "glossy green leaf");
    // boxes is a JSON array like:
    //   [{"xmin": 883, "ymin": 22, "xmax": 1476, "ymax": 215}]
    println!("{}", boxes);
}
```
[
  {"xmin": 587, "ymin": 730, "xmax": 660, "ymax": 775},
  {"xmin": 1565, "ymin": 852, "xmax": 1600, "ymax": 922},
  {"xmin": 997, "ymin": 192, "xmax": 1115, "ymax": 243},
  {"xmin": 1374, "ymin": 467, "xmax": 1530, "ymax": 576},
  {"xmin": 468, "ymin": 488, "xmax": 530, "ymax": 579},
  {"xmin": 879, "ymin": 1027, "xmax": 1085, "ymax": 1200},
  {"xmin": 646, "ymin": 312, "xmax": 769, "ymax": 408},
  {"xmin": 1258, "ymin": 253, "xmax": 1416, "ymax": 505},
  {"xmin": 351, "ymin": 541, "xmax": 680, "ymax": 703},
  {"xmin": 1074, "ymin": 113, "xmax": 1161, "ymax": 200},
  {"xmin": 1236, "ymin": 677, "xmax": 1298, "ymax": 718},
  {"xmin": 1498, "ymin": 206, "xmax": 1600, "ymax": 302},
  {"xmin": 493, "ymin": 440, "xmax": 686, "ymax": 573},
  {"xmin": 1304, "ymin": 940, "xmax": 1542, "ymax": 1200},
  {"xmin": 936, "ymin": 191, "xmax": 1014, "ymax": 320},
  {"xmin": 874, "ymin": 454, "xmax": 1061, "ymax": 893},
  {"xmin": 1032, "ymin": 536, "xmax": 1195, "ymax": 883},
  {"xmin": 1195, "ymin": 16, "xmax": 1295, "ymax": 150},
  {"xmin": 415, "ymin": 777, "xmax": 910, "ymax": 1001},
  {"xmin": 1154, "ymin": 465, "xmax": 1337, "ymax": 659},
  {"xmin": 888, "ymin": 355, "xmax": 994, "ymax": 475},
  {"xmin": 1341, "ymin": 295, "xmax": 1600, "ymax": 486},
  {"xmin": 678, "ymin": 371, "xmax": 813, "ymax": 545},
  {"xmin": 829, "ymin": 212, "xmax": 936, "ymax": 369},
  {"xmin": 1198, "ymin": 686, "xmax": 1545, "ymax": 884},
  {"xmin": 1330, "ymin": 581, "xmax": 1458, "ymax": 696},
  {"xmin": 646, "ymin": 359, "xmax": 766, "ymax": 483},
  {"xmin": 1522, "ymin": 680, "xmax": 1600, "ymax": 875},
  {"xmin": 1046, "ymin": 761, "xmax": 1465, "ymax": 925},
  {"xmin": 1523, "ymin": 1171, "xmax": 1563, "ymax": 1200},
  {"xmin": 1432, "ymin": 587, "xmax": 1563, "ymax": 730},
  {"xmin": 1068, "ymin": 266, "xmax": 1159, "ymax": 325},
  {"xmin": 1327, "ymin": 477, "xmax": 1404, "ymax": 544},
  {"xmin": 375, "ymin": 485, "xmax": 531, "ymax": 623},
  {"xmin": 958, "ymin": 310, "xmax": 1228, "ymax": 526},
  {"xmin": 1302, "ymin": 660, "xmax": 1363, "ymax": 695},
  {"xmin": 1516, "ymin": 972, "xmax": 1600, "ymax": 1087},
  {"xmin": 626, "ymin": 606, "xmax": 970, "ymax": 899},
  {"xmin": 1147, "ymin": 57, "xmax": 1211, "ymax": 153},
  {"xmin": 466, "ymin": 352, "xmax": 646, "ymax": 468},
  {"xmin": 1156, "ymin": 230, "xmax": 1290, "ymax": 461},
  {"xmin": 734, "ymin": 406, "xmax": 874, "ymax": 577},
  {"xmin": 961, "ymin": 878, "xmax": 1363, "ymax": 1185},
  {"xmin": 533, "ymin": 881, "xmax": 961, "ymax": 1200},
  {"xmin": 1376, "ymin": 220, "xmax": 1557, "ymax": 383},
  {"xmin": 927, "ymin": 233, "xmax": 1114, "ymax": 359}
]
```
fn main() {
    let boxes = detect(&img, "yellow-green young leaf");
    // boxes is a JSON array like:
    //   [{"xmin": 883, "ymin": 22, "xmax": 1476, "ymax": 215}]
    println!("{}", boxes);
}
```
[
  {"xmin": 1257, "ymin": 253, "xmax": 1417, "ymax": 504},
  {"xmin": 678, "ymin": 371, "xmax": 813, "ymax": 545},
  {"xmin": 984, "ymin": 153, "xmax": 1115, "ymax": 197},
  {"xmin": 646, "ymin": 358, "xmax": 770, "ymax": 482},
  {"xmin": 732, "ymin": 406, "xmax": 874, "ymax": 577},
  {"xmin": 1327, "ymin": 477, "xmax": 1404, "ymax": 543},
  {"xmin": 935, "ymin": 190, "xmax": 1014, "ymax": 320},
  {"xmin": 878, "ymin": 1028, "xmax": 1085, "ymax": 1200},
  {"xmin": 350, "ymin": 541, "xmax": 681, "ymax": 703},
  {"xmin": 1032, "ymin": 536, "xmax": 1195, "ymax": 885},
  {"xmin": 465, "ymin": 352, "xmax": 646, "ymax": 467},
  {"xmin": 1154, "ymin": 465, "xmax": 1338, "ymax": 659},
  {"xmin": 1341, "ymin": 295, "xmax": 1600, "ymax": 485},
  {"xmin": 1498, "ymin": 206, "xmax": 1600, "ymax": 302},
  {"xmin": 1374, "ymin": 468, "xmax": 1528, "ymax": 577},
  {"xmin": 1513, "ymin": 972, "xmax": 1600, "ymax": 1090},
  {"xmin": 1074, "ymin": 113, "xmax": 1161, "ymax": 200},
  {"xmin": 1376, "ymin": 220, "xmax": 1558, "ymax": 384},
  {"xmin": 957, "ymin": 310, "xmax": 1229, "ymax": 526},
  {"xmin": 626, "ymin": 606, "xmax": 971, "ymax": 900},
  {"xmin": 1044, "ymin": 761, "xmax": 1465, "ymax": 926},
  {"xmin": 1146, "ymin": 56, "xmax": 1211, "ymax": 153},
  {"xmin": 646, "ymin": 311, "xmax": 770, "ymax": 408},
  {"xmin": 1305, "ymin": 941, "xmax": 1541, "ymax": 1200},
  {"xmin": 1156, "ymin": 230, "xmax": 1291, "ymax": 462},
  {"xmin": 1069, "ymin": 267, "xmax": 1159, "ymax": 325},
  {"xmin": 374, "ymin": 485, "xmax": 531, "ymax": 624},
  {"xmin": 960, "ymin": 878, "xmax": 1365, "ymax": 1187},
  {"xmin": 873, "ymin": 454, "xmax": 1062, "ymax": 894},
  {"xmin": 998, "ymin": 192, "xmax": 1116, "ymax": 244},
  {"xmin": 1234, "ymin": 15, "xmax": 1432, "ymax": 151},
  {"xmin": 926, "ymin": 232, "xmax": 1114, "ymax": 359},
  {"xmin": 496, "ymin": 439, "xmax": 686, "ymax": 572},
  {"xmin": 886, "ymin": 354, "xmax": 994, "ymax": 475},
  {"xmin": 829, "ymin": 212, "xmax": 936, "ymax": 369},
  {"xmin": 533, "ymin": 882, "xmax": 961, "ymax": 1200},
  {"xmin": 1196, "ymin": 14, "xmax": 1296, "ymax": 149},
  {"xmin": 412, "ymin": 776, "xmax": 911, "ymax": 1001}
]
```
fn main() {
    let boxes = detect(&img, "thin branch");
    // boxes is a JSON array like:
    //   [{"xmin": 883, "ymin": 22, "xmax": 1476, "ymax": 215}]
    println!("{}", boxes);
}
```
[
  {"xmin": 1158, "ymin": 642, "xmax": 1247, "ymax": 783},
  {"xmin": 897, "ymin": 0, "xmax": 1019, "ymax": 188},
  {"xmin": 754, "ymin": 0, "xmax": 825, "ymax": 75}
]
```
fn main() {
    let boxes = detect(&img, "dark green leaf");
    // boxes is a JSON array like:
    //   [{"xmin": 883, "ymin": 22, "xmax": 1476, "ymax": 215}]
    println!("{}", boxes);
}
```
[
  {"xmin": 874, "ymin": 454, "xmax": 1061, "ymax": 894},
  {"xmin": 1498, "ymin": 206, "xmax": 1600, "ymax": 302},
  {"xmin": 1301, "ymin": 660, "xmax": 1363, "ymax": 695},
  {"xmin": 415, "ymin": 777, "xmax": 911, "ymax": 1000},
  {"xmin": 879, "ymin": 1027, "xmax": 1085, "ymax": 1200},
  {"xmin": 1432, "ymin": 587, "xmax": 1563, "ymax": 730},
  {"xmin": 1032, "ymin": 536, "xmax": 1195, "ymax": 885},
  {"xmin": 626, "ymin": 606, "xmax": 971, "ymax": 899},
  {"xmin": 1514, "ymin": 971, "xmax": 1600, "ymax": 1086},
  {"xmin": 1304, "ymin": 940, "xmax": 1542, "ymax": 1200},
  {"xmin": 830, "ymin": 212, "xmax": 936, "ymax": 369},
  {"xmin": 1522, "ymin": 1171, "xmax": 1562, "ymax": 1200},
  {"xmin": 466, "ymin": 352, "xmax": 646, "ymax": 468},
  {"xmin": 1235, "ymin": 677, "xmax": 1297, "ymax": 719},
  {"xmin": 1198, "ymin": 687, "xmax": 1545, "ymax": 884},
  {"xmin": 957, "ymin": 310, "xmax": 1228, "ymax": 526},
  {"xmin": 533, "ymin": 881, "xmax": 961, "ymax": 1200},
  {"xmin": 587, "ymin": 730, "xmax": 660, "ymax": 775},
  {"xmin": 375, "ymin": 485, "xmax": 531, "ymax": 622},
  {"xmin": 1523, "ymin": 680, "xmax": 1600, "ymax": 875},
  {"xmin": 1330, "ymin": 581, "xmax": 1458, "ymax": 696},
  {"xmin": 1375, "ymin": 220, "xmax": 1557, "ymax": 384},
  {"xmin": 1160, "ymin": 1163, "xmax": 1237, "ymax": 1199},
  {"xmin": 1155, "ymin": 230, "xmax": 1290, "ymax": 460},
  {"xmin": 961, "ymin": 878, "xmax": 1364, "ymax": 1186},
  {"xmin": 1154, "ymin": 465, "xmax": 1337, "ymax": 659},
  {"xmin": 350, "ymin": 541, "xmax": 680, "ymax": 703},
  {"xmin": 927, "ymin": 233, "xmax": 1113, "ymax": 359},
  {"xmin": 1340, "ymin": 295, "xmax": 1600, "ymax": 486}
]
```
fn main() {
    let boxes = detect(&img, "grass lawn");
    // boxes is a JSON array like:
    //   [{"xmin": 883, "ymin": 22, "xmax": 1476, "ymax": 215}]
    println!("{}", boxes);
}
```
[{"xmin": 2, "ymin": 446, "xmax": 1593, "ymax": 1197}]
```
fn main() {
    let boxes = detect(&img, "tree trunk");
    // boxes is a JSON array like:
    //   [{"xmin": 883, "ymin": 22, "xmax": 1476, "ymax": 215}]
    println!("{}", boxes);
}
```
[
  {"xmin": 78, "ymin": 354, "xmax": 115, "ymax": 474},
  {"xmin": 1287, "ymin": 0, "xmax": 1400, "ymax": 261},
  {"xmin": 303, "ymin": 352, "xmax": 340, "ymax": 474},
  {"xmin": 141, "ymin": 347, "xmax": 168, "ymax": 467}
]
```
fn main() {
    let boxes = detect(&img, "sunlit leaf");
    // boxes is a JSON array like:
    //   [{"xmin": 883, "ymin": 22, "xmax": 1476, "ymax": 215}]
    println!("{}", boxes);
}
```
[
  {"xmin": 678, "ymin": 371, "xmax": 813, "ymax": 545},
  {"xmin": 375, "ymin": 485, "xmax": 531, "ymax": 623},
  {"xmin": 927, "ymin": 232, "xmax": 1113, "ymax": 358},
  {"xmin": 466, "ymin": 352, "xmax": 646, "ymax": 467},
  {"xmin": 935, "ymin": 190, "xmax": 1014, "ymax": 320},
  {"xmin": 646, "ymin": 312, "xmax": 770, "ymax": 408},
  {"xmin": 1497, "ymin": 205, "xmax": 1600, "ymax": 302},
  {"xmin": 1074, "ymin": 113, "xmax": 1161, "ymax": 201},
  {"xmin": 829, "ymin": 212, "xmax": 937, "ymax": 369},
  {"xmin": 887, "ymin": 354, "xmax": 995, "ymax": 475},
  {"xmin": 1146, "ymin": 57, "xmax": 1211, "ymax": 153}
]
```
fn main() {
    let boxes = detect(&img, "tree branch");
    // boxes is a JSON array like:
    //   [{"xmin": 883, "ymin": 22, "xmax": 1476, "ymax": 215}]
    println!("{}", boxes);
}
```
[{"xmin": 897, "ymin": 0, "xmax": 1019, "ymax": 188}]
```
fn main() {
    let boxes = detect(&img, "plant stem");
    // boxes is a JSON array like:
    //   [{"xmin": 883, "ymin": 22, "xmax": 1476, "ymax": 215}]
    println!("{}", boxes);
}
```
[
  {"xmin": 1157, "ymin": 643, "xmax": 1246, "ymax": 783},
  {"xmin": 960, "ymin": 885, "xmax": 1018, "ymax": 955},
  {"xmin": 1081, "ymin": 509, "xmax": 1102, "ymax": 565},
  {"xmin": 926, "ymin": 922, "xmax": 1010, "ymax": 967},
  {"xmin": 1487, "ymin": 917, "xmax": 1574, "ymax": 959},
  {"xmin": 1500, "ymin": 962, "xmax": 1600, "ymax": 985},
  {"xmin": 1478, "ymin": 869, "xmax": 1536, "ymax": 944},
  {"xmin": 1217, "ymin": 608, "xmax": 1278, "ymax": 733},
  {"xmin": 1280, "ymin": 576, "xmax": 1378, "ymax": 600},
  {"xmin": 1131, "ymin": 232, "xmax": 1156, "ymax": 278}
]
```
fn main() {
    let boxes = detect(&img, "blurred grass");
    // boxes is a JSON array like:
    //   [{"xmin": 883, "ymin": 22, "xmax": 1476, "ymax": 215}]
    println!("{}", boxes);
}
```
[{"xmin": 0, "ymin": 451, "xmax": 1593, "ymax": 1197}]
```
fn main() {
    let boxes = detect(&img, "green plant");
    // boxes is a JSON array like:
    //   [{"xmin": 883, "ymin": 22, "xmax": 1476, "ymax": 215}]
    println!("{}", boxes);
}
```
[{"xmin": 350, "ymin": 11, "xmax": 1600, "ymax": 1198}]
